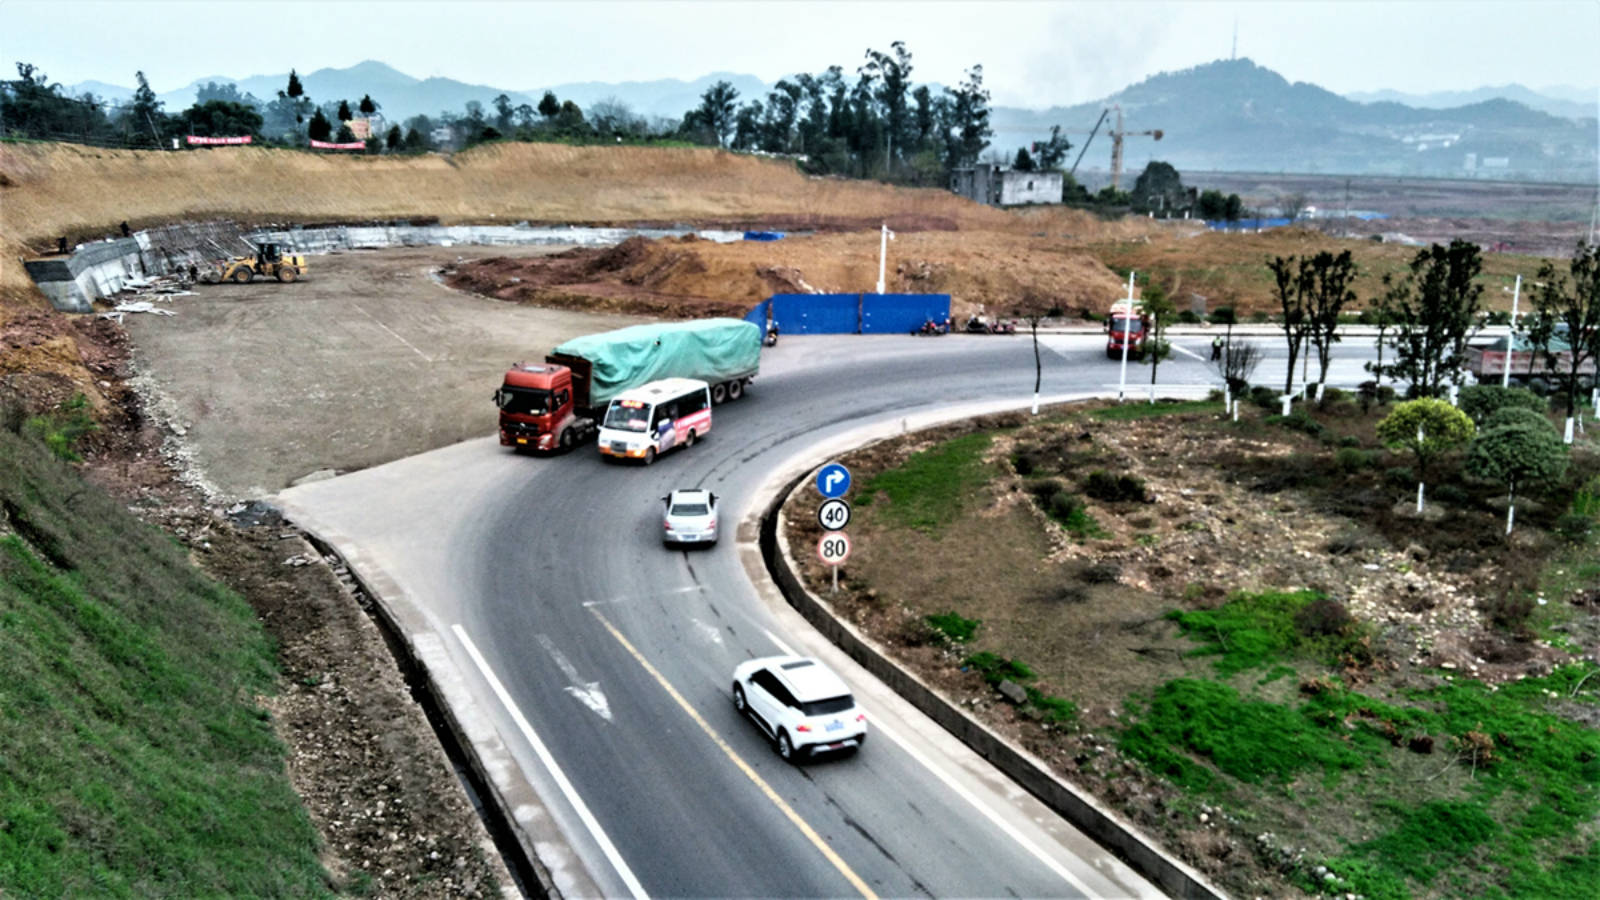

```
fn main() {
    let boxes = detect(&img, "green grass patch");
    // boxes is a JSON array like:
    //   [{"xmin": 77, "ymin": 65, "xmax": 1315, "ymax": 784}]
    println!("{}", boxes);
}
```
[
  {"xmin": 1119, "ymin": 678, "xmax": 1367, "ymax": 791},
  {"xmin": 964, "ymin": 651, "xmax": 1035, "ymax": 685},
  {"xmin": 22, "ymin": 393, "xmax": 98, "ymax": 462},
  {"xmin": 1168, "ymin": 590, "xmax": 1372, "ymax": 674},
  {"xmin": 1089, "ymin": 400, "xmax": 1224, "ymax": 421},
  {"xmin": 0, "ymin": 427, "xmax": 329, "ymax": 896},
  {"xmin": 926, "ymin": 611, "xmax": 980, "ymax": 644},
  {"xmin": 856, "ymin": 432, "xmax": 994, "ymax": 533}
]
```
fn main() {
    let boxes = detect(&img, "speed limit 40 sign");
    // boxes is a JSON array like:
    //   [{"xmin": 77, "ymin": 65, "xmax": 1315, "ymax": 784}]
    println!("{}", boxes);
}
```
[
  {"xmin": 817, "ymin": 531, "xmax": 852, "ymax": 566},
  {"xmin": 816, "ymin": 498, "xmax": 851, "ymax": 531}
]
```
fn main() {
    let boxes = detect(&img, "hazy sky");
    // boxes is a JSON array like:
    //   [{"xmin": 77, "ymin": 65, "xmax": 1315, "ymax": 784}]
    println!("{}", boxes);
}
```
[{"xmin": 9, "ymin": 0, "xmax": 1598, "ymax": 108}]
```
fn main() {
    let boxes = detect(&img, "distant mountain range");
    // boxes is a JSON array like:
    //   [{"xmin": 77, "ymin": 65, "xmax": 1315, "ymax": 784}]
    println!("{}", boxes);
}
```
[
  {"xmin": 1345, "ymin": 85, "xmax": 1596, "ymax": 121},
  {"xmin": 67, "ymin": 59, "xmax": 1598, "ymax": 183}
]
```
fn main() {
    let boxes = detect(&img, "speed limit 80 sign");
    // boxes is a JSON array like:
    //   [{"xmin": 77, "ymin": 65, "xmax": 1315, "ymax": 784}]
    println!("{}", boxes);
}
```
[{"xmin": 817, "ymin": 531, "xmax": 852, "ymax": 566}]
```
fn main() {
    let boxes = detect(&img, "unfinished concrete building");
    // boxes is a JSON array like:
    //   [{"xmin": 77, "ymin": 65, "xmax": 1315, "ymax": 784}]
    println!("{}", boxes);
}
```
[{"xmin": 949, "ymin": 163, "xmax": 1063, "ymax": 207}]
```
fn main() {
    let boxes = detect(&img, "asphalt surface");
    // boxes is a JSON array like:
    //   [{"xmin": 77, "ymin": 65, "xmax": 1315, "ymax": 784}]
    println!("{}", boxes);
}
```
[{"xmin": 277, "ymin": 331, "xmax": 1384, "ymax": 899}]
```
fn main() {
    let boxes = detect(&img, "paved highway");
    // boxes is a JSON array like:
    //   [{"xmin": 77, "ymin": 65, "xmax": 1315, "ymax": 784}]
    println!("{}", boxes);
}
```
[{"xmin": 277, "ymin": 332, "xmax": 1380, "ymax": 898}]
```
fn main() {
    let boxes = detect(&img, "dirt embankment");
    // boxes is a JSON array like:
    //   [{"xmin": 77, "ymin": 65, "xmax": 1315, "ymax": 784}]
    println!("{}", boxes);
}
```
[{"xmin": 447, "ymin": 227, "xmax": 1137, "ymax": 320}]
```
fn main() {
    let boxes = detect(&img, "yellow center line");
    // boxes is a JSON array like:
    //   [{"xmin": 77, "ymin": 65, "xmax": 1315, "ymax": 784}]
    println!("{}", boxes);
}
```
[{"xmin": 589, "ymin": 608, "xmax": 879, "ymax": 900}]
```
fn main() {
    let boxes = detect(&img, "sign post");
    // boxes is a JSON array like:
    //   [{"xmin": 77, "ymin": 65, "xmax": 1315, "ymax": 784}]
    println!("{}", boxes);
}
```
[
  {"xmin": 817, "ymin": 532, "xmax": 852, "ymax": 593},
  {"xmin": 815, "ymin": 463, "xmax": 853, "ymax": 593}
]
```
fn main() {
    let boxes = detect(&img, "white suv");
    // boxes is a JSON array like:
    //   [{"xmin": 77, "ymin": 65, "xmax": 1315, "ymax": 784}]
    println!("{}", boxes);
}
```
[
  {"xmin": 731, "ymin": 656, "xmax": 867, "ymax": 762},
  {"xmin": 662, "ymin": 489, "xmax": 718, "ymax": 546}
]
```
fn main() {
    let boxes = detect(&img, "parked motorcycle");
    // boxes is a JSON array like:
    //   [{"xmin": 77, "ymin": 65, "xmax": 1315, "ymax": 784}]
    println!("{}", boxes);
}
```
[{"xmin": 912, "ymin": 317, "xmax": 950, "ymax": 336}]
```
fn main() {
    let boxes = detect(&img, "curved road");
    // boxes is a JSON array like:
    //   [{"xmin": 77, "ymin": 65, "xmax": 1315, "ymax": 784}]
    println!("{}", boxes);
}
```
[{"xmin": 277, "ymin": 332, "xmax": 1378, "ymax": 898}]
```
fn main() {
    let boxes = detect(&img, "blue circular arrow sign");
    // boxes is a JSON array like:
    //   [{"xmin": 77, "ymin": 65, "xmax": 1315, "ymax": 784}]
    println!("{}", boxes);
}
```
[{"xmin": 815, "ymin": 462, "xmax": 851, "ymax": 498}]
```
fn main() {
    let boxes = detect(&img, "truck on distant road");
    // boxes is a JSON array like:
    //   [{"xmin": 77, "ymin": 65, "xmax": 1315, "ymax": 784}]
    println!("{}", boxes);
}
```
[
  {"xmin": 495, "ymin": 318, "xmax": 762, "ymax": 453},
  {"xmin": 1466, "ymin": 333, "xmax": 1596, "ymax": 389},
  {"xmin": 1105, "ymin": 300, "xmax": 1149, "ymax": 359}
]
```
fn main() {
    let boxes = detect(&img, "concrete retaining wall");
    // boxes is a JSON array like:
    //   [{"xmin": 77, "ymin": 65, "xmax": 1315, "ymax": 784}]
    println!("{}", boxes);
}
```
[
  {"xmin": 25, "ymin": 221, "xmax": 747, "ymax": 312},
  {"xmin": 759, "ymin": 471, "xmax": 1226, "ymax": 900}
]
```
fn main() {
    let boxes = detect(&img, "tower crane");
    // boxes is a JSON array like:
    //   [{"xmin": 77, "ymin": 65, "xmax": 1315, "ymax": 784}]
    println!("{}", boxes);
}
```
[{"xmin": 1065, "ymin": 104, "xmax": 1164, "ymax": 191}]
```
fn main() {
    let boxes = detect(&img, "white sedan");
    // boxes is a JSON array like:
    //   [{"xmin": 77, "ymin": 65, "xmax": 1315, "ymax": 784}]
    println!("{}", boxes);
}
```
[{"xmin": 662, "ymin": 489, "xmax": 718, "ymax": 546}]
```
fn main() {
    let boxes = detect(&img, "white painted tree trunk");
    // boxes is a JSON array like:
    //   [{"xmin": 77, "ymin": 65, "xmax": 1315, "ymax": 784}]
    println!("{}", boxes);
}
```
[
  {"xmin": 1417, "ymin": 481, "xmax": 1426, "ymax": 515},
  {"xmin": 1031, "ymin": 391, "xmax": 1039, "ymax": 415},
  {"xmin": 1565, "ymin": 416, "xmax": 1576, "ymax": 444},
  {"xmin": 1506, "ymin": 491, "xmax": 1516, "ymax": 535}
]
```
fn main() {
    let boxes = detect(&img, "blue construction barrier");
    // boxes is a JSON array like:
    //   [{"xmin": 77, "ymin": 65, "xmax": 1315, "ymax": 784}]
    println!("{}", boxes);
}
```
[
  {"xmin": 742, "ymin": 231, "xmax": 786, "ymax": 241},
  {"xmin": 750, "ymin": 293, "xmax": 952, "ymax": 335}
]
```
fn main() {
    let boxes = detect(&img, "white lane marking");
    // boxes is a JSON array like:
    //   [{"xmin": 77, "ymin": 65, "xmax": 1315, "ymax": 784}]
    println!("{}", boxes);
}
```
[
  {"xmin": 452, "ymin": 624, "xmax": 647, "ymax": 900},
  {"xmin": 583, "ymin": 585, "xmax": 701, "ymax": 608},
  {"xmin": 1170, "ymin": 342, "xmax": 1206, "ymax": 361},
  {"xmin": 352, "ymin": 302, "xmax": 432, "ymax": 362},
  {"xmin": 764, "ymin": 629, "xmax": 799, "ymax": 657},
  {"xmin": 536, "ymin": 633, "xmax": 613, "ymax": 721},
  {"xmin": 870, "ymin": 716, "xmax": 1101, "ymax": 898},
  {"xmin": 692, "ymin": 618, "xmax": 725, "ymax": 645}
]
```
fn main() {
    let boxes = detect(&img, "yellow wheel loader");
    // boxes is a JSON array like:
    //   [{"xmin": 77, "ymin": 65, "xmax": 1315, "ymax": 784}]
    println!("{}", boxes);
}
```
[{"xmin": 202, "ymin": 243, "xmax": 306, "ymax": 284}]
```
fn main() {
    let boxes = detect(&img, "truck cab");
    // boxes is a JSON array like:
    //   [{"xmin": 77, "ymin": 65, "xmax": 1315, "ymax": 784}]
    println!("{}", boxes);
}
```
[
  {"xmin": 1106, "ymin": 300, "xmax": 1149, "ymax": 359},
  {"xmin": 495, "ymin": 362, "xmax": 589, "ymax": 452}
]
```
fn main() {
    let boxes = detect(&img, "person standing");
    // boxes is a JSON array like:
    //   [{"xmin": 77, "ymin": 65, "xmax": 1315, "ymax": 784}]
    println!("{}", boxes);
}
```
[{"xmin": 1211, "ymin": 335, "xmax": 1224, "ymax": 361}]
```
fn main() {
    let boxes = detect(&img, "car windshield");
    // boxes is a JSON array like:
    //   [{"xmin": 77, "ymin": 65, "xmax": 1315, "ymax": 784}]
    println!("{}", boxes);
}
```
[
  {"xmin": 1111, "ymin": 317, "xmax": 1144, "ymax": 335},
  {"xmin": 802, "ymin": 695, "xmax": 855, "ymax": 717},
  {"xmin": 603, "ymin": 402, "xmax": 650, "ymax": 432},
  {"xmin": 499, "ymin": 386, "xmax": 551, "ymax": 415},
  {"xmin": 671, "ymin": 503, "xmax": 710, "ymax": 517}
]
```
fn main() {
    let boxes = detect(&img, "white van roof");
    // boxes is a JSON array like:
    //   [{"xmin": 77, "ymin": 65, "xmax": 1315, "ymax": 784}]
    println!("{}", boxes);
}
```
[{"xmin": 609, "ymin": 378, "xmax": 711, "ymax": 405}]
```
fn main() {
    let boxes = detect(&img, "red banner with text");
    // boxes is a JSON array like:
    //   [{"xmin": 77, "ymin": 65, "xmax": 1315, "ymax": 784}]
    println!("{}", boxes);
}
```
[{"xmin": 309, "ymin": 139, "xmax": 367, "ymax": 150}]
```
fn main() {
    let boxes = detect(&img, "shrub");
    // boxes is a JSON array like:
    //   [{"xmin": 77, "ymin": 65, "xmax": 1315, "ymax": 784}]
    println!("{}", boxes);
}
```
[
  {"xmin": 1268, "ymin": 411, "xmax": 1330, "ymax": 441},
  {"xmin": 1384, "ymin": 466, "xmax": 1416, "ymax": 487},
  {"xmin": 1012, "ymin": 452, "xmax": 1036, "ymax": 475},
  {"xmin": 23, "ymin": 393, "xmax": 98, "ymax": 462},
  {"xmin": 1295, "ymin": 597, "xmax": 1354, "ymax": 637},
  {"xmin": 1249, "ymin": 385, "xmax": 1279, "ymax": 409},
  {"xmin": 926, "ymin": 611, "xmax": 980, "ymax": 643},
  {"xmin": 1335, "ymin": 447, "xmax": 1374, "ymax": 472},
  {"xmin": 1433, "ymin": 484, "xmax": 1470, "ymax": 505},
  {"xmin": 1377, "ymin": 399, "xmax": 1476, "ymax": 482},
  {"xmin": 1049, "ymin": 490, "xmax": 1083, "ymax": 521},
  {"xmin": 1084, "ymin": 469, "xmax": 1148, "ymax": 503},
  {"xmin": 1083, "ymin": 562, "xmax": 1121, "ymax": 584},
  {"xmin": 1553, "ymin": 512, "xmax": 1594, "ymax": 543},
  {"xmin": 1025, "ymin": 477, "xmax": 1065, "ymax": 505},
  {"xmin": 1484, "ymin": 592, "xmax": 1535, "ymax": 635},
  {"xmin": 1176, "ymin": 310, "xmax": 1201, "ymax": 324},
  {"xmin": 1459, "ymin": 385, "xmax": 1546, "ymax": 427},
  {"xmin": 1338, "ymin": 434, "xmax": 1361, "ymax": 448},
  {"xmin": 1482, "ymin": 406, "xmax": 1556, "ymax": 434}
]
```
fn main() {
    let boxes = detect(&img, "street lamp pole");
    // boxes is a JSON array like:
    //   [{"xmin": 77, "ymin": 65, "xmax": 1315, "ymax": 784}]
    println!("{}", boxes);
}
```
[
  {"xmin": 1502, "ymin": 275, "xmax": 1521, "ymax": 388},
  {"xmin": 876, "ymin": 224, "xmax": 894, "ymax": 294}
]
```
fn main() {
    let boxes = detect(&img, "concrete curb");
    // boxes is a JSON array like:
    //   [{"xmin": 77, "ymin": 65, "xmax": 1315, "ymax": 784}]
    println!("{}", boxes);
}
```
[
  {"xmin": 759, "ymin": 451, "xmax": 1226, "ymax": 900},
  {"xmin": 289, "ymin": 526, "xmax": 557, "ymax": 900}
]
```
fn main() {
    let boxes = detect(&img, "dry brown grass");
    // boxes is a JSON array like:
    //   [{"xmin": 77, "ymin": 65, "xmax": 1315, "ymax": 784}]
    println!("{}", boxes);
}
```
[{"xmin": 1086, "ymin": 225, "xmax": 1558, "ymax": 316}]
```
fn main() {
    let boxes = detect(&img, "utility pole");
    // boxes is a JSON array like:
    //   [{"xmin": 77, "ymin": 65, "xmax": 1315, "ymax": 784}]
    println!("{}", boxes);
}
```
[{"xmin": 876, "ymin": 224, "xmax": 894, "ymax": 294}]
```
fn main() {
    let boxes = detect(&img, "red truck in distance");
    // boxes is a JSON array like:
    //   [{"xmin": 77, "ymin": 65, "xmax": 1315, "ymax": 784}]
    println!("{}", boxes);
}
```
[
  {"xmin": 1105, "ymin": 300, "xmax": 1149, "ymax": 359},
  {"xmin": 495, "ymin": 318, "xmax": 762, "ymax": 453}
]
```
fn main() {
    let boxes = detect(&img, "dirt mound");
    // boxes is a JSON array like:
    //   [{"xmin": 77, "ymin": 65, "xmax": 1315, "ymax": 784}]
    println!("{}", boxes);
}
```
[{"xmin": 448, "ymin": 229, "xmax": 1131, "ymax": 319}]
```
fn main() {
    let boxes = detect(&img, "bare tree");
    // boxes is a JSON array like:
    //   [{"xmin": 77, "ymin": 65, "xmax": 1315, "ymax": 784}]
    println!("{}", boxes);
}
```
[
  {"xmin": 1213, "ymin": 340, "xmax": 1264, "ymax": 393},
  {"xmin": 1012, "ymin": 288, "xmax": 1059, "ymax": 414},
  {"xmin": 1278, "ymin": 192, "xmax": 1310, "ymax": 222}
]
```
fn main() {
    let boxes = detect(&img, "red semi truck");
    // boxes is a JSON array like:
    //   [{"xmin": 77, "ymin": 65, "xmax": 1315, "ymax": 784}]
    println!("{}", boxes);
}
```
[
  {"xmin": 1105, "ymin": 300, "xmax": 1149, "ymax": 359},
  {"xmin": 495, "ymin": 318, "xmax": 762, "ymax": 453}
]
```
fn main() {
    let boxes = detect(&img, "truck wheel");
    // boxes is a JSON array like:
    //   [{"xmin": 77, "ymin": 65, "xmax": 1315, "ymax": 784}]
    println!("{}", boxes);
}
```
[
  {"xmin": 559, "ymin": 429, "xmax": 574, "ymax": 452},
  {"xmin": 727, "ymin": 380, "xmax": 744, "ymax": 401},
  {"xmin": 232, "ymin": 267, "xmax": 254, "ymax": 284},
  {"xmin": 684, "ymin": 430, "xmax": 696, "ymax": 448},
  {"xmin": 276, "ymin": 265, "xmax": 299, "ymax": 283},
  {"xmin": 711, "ymin": 382, "xmax": 728, "ymax": 405}
]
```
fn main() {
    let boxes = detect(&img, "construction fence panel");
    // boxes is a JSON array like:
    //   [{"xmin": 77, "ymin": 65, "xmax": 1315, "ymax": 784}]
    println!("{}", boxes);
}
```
[
  {"xmin": 753, "ymin": 293, "xmax": 953, "ymax": 334},
  {"xmin": 861, "ymin": 293, "xmax": 951, "ymax": 334},
  {"xmin": 767, "ymin": 294, "xmax": 861, "ymax": 335}
]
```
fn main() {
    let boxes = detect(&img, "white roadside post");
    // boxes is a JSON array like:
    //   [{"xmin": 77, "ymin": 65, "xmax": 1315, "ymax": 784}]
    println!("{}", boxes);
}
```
[
  {"xmin": 1117, "ymin": 270, "xmax": 1134, "ymax": 403},
  {"xmin": 1502, "ymin": 275, "xmax": 1521, "ymax": 388},
  {"xmin": 1448, "ymin": 384, "xmax": 1459, "ymax": 407},
  {"xmin": 875, "ymin": 224, "xmax": 894, "ymax": 294},
  {"xmin": 1280, "ymin": 394, "xmax": 1292, "ymax": 417},
  {"xmin": 1416, "ymin": 424, "xmax": 1426, "ymax": 514}
]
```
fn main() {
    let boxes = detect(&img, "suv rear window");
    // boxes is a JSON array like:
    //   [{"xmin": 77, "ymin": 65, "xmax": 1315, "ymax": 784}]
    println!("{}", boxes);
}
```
[
  {"xmin": 801, "ymin": 695, "xmax": 855, "ymax": 717},
  {"xmin": 671, "ymin": 503, "xmax": 710, "ymax": 516}
]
